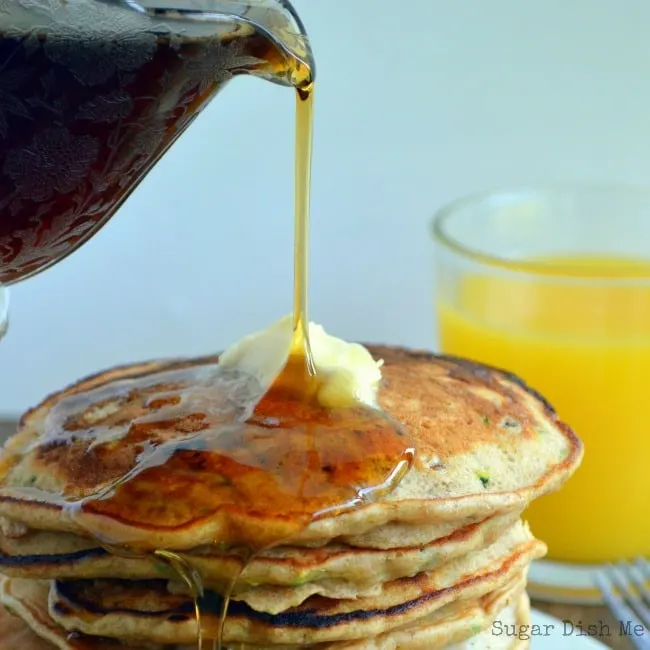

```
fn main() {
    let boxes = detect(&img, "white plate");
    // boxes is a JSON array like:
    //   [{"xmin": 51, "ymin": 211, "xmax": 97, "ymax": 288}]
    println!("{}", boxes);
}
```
[{"xmin": 531, "ymin": 608, "xmax": 608, "ymax": 649}]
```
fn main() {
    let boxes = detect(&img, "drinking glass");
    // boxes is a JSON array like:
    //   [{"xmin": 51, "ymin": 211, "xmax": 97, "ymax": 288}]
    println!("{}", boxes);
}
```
[{"xmin": 431, "ymin": 184, "xmax": 650, "ymax": 604}]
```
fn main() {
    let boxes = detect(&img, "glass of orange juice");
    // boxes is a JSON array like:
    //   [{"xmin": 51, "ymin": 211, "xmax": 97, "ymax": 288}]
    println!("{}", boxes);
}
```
[{"xmin": 432, "ymin": 184, "xmax": 650, "ymax": 604}]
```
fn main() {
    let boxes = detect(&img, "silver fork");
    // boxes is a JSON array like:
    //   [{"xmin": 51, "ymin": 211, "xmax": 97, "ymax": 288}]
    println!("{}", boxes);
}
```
[{"xmin": 595, "ymin": 559, "xmax": 650, "ymax": 650}]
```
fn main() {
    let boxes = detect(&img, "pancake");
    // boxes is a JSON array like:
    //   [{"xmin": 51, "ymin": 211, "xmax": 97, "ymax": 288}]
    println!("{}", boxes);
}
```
[
  {"xmin": 0, "ymin": 510, "xmax": 522, "ymax": 600},
  {"xmin": 0, "ymin": 345, "xmax": 577, "ymax": 649},
  {"xmin": 0, "ymin": 579, "xmax": 122, "ymax": 650},
  {"xmin": 216, "ymin": 518, "xmax": 534, "ymax": 614},
  {"xmin": 0, "ymin": 347, "xmax": 582, "ymax": 552},
  {"xmin": 45, "ymin": 522, "xmax": 543, "ymax": 645},
  {"xmin": 0, "ymin": 576, "xmax": 530, "ymax": 650},
  {"xmin": 0, "ymin": 589, "xmax": 56, "ymax": 650},
  {"xmin": 306, "ymin": 586, "xmax": 531, "ymax": 650},
  {"xmin": 0, "ymin": 502, "xmax": 499, "ymax": 554}
]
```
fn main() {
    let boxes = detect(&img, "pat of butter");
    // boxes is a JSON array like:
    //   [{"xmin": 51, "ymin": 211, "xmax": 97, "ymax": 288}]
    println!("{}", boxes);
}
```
[{"xmin": 219, "ymin": 315, "xmax": 383, "ymax": 407}]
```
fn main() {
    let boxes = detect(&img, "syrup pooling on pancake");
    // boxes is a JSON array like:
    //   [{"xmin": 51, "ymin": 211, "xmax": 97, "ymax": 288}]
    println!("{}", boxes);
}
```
[
  {"xmin": 22, "ymin": 350, "xmax": 414, "ymax": 648},
  {"xmin": 35, "ymin": 362, "xmax": 414, "ymax": 547}
]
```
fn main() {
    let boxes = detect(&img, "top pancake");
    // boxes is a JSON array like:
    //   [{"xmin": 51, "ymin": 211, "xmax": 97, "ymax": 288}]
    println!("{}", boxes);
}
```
[{"xmin": 0, "ymin": 346, "xmax": 582, "ymax": 550}]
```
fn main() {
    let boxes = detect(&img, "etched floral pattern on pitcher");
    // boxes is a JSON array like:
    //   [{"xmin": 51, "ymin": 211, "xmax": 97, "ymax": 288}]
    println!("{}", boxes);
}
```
[{"xmin": 0, "ymin": 0, "xmax": 311, "ymax": 284}]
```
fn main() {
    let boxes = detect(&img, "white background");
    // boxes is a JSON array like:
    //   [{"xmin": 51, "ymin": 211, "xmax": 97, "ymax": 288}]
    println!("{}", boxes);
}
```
[{"xmin": 1, "ymin": 0, "xmax": 649, "ymax": 416}]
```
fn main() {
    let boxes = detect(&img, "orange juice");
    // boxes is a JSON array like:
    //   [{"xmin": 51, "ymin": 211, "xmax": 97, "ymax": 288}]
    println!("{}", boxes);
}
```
[{"xmin": 437, "ymin": 255, "xmax": 650, "ymax": 563}]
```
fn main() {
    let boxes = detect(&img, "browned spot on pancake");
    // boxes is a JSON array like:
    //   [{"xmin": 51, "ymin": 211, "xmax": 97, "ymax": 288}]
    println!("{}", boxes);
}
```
[
  {"xmin": 63, "ymin": 382, "xmax": 186, "ymax": 432},
  {"xmin": 32, "ymin": 410, "xmax": 210, "ymax": 496},
  {"xmin": 14, "ymin": 356, "xmax": 212, "ymax": 436},
  {"xmin": 35, "ymin": 441, "xmax": 137, "ymax": 495},
  {"xmin": 149, "ymin": 396, "xmax": 182, "ymax": 410},
  {"xmin": 372, "ymin": 346, "xmax": 542, "ymax": 458},
  {"xmin": 127, "ymin": 414, "xmax": 209, "ymax": 441}
]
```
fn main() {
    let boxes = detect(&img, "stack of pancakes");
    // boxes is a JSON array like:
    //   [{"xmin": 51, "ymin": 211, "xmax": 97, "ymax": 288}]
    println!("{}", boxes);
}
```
[{"xmin": 0, "ymin": 346, "xmax": 582, "ymax": 649}]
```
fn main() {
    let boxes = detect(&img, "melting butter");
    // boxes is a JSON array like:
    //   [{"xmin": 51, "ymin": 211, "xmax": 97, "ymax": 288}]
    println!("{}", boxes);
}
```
[{"xmin": 219, "ymin": 315, "xmax": 383, "ymax": 408}]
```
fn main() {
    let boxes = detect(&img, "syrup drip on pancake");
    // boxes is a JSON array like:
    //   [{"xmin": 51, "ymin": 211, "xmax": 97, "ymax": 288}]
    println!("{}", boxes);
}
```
[{"xmin": 155, "ymin": 550, "xmax": 205, "ymax": 649}]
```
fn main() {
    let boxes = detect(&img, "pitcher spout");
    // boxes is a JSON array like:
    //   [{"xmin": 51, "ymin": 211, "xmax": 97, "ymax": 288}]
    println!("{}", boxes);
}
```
[
  {"xmin": 99, "ymin": 0, "xmax": 315, "ymax": 88},
  {"xmin": 233, "ymin": 0, "xmax": 315, "ymax": 87}
]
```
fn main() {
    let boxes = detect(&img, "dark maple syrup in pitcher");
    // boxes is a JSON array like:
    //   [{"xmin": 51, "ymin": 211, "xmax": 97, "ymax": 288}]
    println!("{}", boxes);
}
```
[{"xmin": 0, "ymin": 5, "xmax": 309, "ymax": 284}]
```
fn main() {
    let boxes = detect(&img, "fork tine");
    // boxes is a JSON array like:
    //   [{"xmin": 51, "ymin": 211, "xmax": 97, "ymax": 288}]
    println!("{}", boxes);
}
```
[
  {"xmin": 628, "ymin": 562, "xmax": 650, "ymax": 610},
  {"xmin": 610, "ymin": 564, "xmax": 650, "ymax": 630},
  {"xmin": 596, "ymin": 569, "xmax": 650, "ymax": 650},
  {"xmin": 637, "ymin": 558, "xmax": 650, "ymax": 581}
]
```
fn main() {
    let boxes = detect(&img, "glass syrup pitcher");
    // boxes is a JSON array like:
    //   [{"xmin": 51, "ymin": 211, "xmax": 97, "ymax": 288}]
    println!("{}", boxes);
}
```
[{"xmin": 0, "ymin": 0, "xmax": 314, "ymax": 286}]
